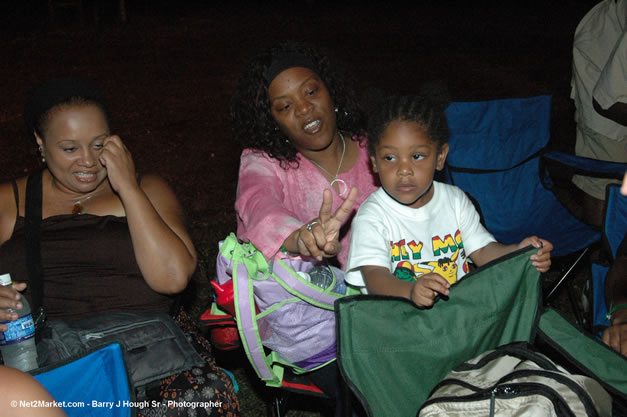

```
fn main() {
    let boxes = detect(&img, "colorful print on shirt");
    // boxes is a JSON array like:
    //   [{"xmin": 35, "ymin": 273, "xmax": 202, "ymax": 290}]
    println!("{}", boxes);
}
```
[{"xmin": 390, "ymin": 229, "xmax": 470, "ymax": 284}]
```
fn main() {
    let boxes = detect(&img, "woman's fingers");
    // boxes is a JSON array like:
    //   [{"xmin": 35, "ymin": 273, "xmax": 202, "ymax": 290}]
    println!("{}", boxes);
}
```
[
  {"xmin": 322, "ymin": 239, "xmax": 341, "ymax": 257},
  {"xmin": 99, "ymin": 135, "xmax": 139, "ymax": 194},
  {"xmin": 308, "ymin": 221, "xmax": 328, "ymax": 252},
  {"xmin": 331, "ymin": 186, "xmax": 358, "ymax": 223},
  {"xmin": 297, "ymin": 222, "xmax": 324, "ymax": 260},
  {"xmin": 318, "ymin": 189, "xmax": 334, "ymax": 225},
  {"xmin": 318, "ymin": 186, "xmax": 359, "ymax": 226},
  {"xmin": 0, "ymin": 283, "xmax": 23, "ymax": 307},
  {"xmin": 0, "ymin": 283, "xmax": 26, "ymax": 330},
  {"xmin": 299, "ymin": 186, "xmax": 359, "ymax": 260},
  {"xmin": 98, "ymin": 135, "xmax": 124, "ymax": 164}
]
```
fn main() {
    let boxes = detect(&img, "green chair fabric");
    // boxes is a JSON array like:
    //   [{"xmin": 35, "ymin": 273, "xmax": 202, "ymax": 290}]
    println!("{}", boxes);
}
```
[
  {"xmin": 335, "ymin": 246, "xmax": 541, "ymax": 417},
  {"xmin": 538, "ymin": 308, "xmax": 627, "ymax": 397}
]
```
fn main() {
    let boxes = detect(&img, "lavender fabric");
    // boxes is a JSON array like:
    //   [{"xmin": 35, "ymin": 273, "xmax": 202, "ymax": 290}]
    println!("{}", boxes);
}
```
[
  {"xmin": 216, "ymin": 240, "xmax": 348, "ymax": 369},
  {"xmin": 293, "ymin": 343, "xmax": 337, "ymax": 369}
]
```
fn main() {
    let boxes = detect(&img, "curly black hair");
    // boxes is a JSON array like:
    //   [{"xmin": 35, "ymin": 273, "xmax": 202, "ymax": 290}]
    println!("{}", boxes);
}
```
[
  {"xmin": 24, "ymin": 77, "xmax": 110, "ymax": 142},
  {"xmin": 230, "ymin": 41, "xmax": 365, "ymax": 169},
  {"xmin": 365, "ymin": 83, "xmax": 451, "ymax": 156}
]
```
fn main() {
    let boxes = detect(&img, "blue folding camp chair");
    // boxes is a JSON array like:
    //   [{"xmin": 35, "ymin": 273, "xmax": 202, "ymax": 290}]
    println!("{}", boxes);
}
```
[
  {"xmin": 31, "ymin": 343, "xmax": 133, "ymax": 417},
  {"xmin": 442, "ymin": 95, "xmax": 627, "ymax": 324},
  {"xmin": 591, "ymin": 184, "xmax": 627, "ymax": 333}
]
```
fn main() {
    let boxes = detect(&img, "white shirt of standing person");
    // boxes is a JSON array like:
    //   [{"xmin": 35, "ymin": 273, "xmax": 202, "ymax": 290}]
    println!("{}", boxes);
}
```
[{"xmin": 571, "ymin": 0, "xmax": 627, "ymax": 141}]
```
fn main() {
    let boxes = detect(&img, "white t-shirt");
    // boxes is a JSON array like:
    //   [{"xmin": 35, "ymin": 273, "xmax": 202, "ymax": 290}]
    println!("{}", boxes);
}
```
[{"xmin": 345, "ymin": 182, "xmax": 496, "ymax": 292}]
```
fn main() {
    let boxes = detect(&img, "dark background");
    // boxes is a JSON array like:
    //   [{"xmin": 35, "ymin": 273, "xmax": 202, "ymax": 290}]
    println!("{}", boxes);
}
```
[
  {"xmin": 0, "ymin": 1, "xmax": 598, "ymax": 413},
  {"xmin": 0, "ymin": 1, "xmax": 594, "ymax": 218},
  {"xmin": 0, "ymin": 0, "xmax": 593, "ymax": 270}
]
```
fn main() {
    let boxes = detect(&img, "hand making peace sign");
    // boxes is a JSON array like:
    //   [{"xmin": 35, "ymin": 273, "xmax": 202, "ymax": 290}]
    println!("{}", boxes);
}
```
[{"xmin": 285, "ymin": 186, "xmax": 359, "ymax": 260}]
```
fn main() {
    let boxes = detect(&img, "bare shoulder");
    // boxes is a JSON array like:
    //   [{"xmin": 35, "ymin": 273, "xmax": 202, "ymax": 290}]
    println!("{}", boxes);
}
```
[
  {"xmin": 0, "ymin": 176, "xmax": 26, "ymax": 244},
  {"xmin": 0, "ymin": 176, "xmax": 24, "ymax": 204},
  {"xmin": 139, "ymin": 174, "xmax": 176, "ymax": 198},
  {"xmin": 138, "ymin": 174, "xmax": 182, "ymax": 211},
  {"xmin": 0, "ymin": 181, "xmax": 16, "ymax": 210}
]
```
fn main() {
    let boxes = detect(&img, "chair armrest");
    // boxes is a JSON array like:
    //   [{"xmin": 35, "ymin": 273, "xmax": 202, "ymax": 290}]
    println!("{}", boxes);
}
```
[{"xmin": 542, "ymin": 151, "xmax": 627, "ymax": 179}]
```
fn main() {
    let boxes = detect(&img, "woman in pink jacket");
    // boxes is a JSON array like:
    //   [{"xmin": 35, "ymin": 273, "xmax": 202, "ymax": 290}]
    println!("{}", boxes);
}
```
[
  {"xmin": 231, "ymin": 41, "xmax": 377, "ymax": 268},
  {"xmin": 230, "ymin": 41, "xmax": 377, "ymax": 412}
]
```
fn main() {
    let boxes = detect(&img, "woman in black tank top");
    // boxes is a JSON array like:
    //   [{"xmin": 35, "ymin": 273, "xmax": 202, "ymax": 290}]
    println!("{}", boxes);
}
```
[{"xmin": 0, "ymin": 77, "xmax": 240, "ymax": 416}]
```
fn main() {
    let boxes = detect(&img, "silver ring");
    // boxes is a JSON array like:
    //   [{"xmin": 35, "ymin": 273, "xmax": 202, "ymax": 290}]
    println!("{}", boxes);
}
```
[{"xmin": 306, "ymin": 221, "xmax": 319, "ymax": 233}]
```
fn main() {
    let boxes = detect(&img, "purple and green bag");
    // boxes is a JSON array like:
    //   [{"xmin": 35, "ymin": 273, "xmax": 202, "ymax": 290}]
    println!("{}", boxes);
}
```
[{"xmin": 212, "ymin": 233, "xmax": 358, "ymax": 387}]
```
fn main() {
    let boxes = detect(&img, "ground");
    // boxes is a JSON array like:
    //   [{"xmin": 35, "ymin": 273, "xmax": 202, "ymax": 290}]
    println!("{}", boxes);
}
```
[{"xmin": 0, "ymin": 1, "xmax": 599, "ymax": 415}]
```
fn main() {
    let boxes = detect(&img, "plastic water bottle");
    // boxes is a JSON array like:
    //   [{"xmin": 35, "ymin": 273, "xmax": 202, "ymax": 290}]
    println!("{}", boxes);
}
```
[
  {"xmin": 300, "ymin": 265, "xmax": 347, "ymax": 294},
  {"xmin": 308, "ymin": 266, "xmax": 335, "ymax": 289},
  {"xmin": 0, "ymin": 273, "xmax": 38, "ymax": 372}
]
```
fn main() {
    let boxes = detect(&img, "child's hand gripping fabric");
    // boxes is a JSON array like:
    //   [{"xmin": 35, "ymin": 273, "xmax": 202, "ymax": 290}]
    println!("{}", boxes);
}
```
[
  {"xmin": 518, "ymin": 236, "xmax": 553, "ymax": 273},
  {"xmin": 409, "ymin": 237, "xmax": 551, "ymax": 307},
  {"xmin": 409, "ymin": 273, "xmax": 451, "ymax": 307},
  {"xmin": 361, "ymin": 266, "xmax": 451, "ymax": 308},
  {"xmin": 471, "ymin": 236, "xmax": 553, "ymax": 273},
  {"xmin": 407, "ymin": 237, "xmax": 551, "ymax": 307}
]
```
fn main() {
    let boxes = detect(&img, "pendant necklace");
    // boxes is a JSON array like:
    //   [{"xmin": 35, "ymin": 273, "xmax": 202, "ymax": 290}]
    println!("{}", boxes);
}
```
[
  {"xmin": 71, "ymin": 193, "xmax": 96, "ymax": 215},
  {"xmin": 49, "ymin": 175, "xmax": 99, "ymax": 215},
  {"xmin": 308, "ymin": 132, "xmax": 348, "ymax": 197}
]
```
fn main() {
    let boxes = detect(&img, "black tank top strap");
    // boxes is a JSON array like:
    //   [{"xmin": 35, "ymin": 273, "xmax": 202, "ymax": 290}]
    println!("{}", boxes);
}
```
[{"xmin": 10, "ymin": 179, "xmax": 19, "ymax": 215}]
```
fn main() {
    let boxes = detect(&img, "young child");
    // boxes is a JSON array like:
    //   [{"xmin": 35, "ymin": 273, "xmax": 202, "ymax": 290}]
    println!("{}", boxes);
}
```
[{"xmin": 345, "ymin": 94, "xmax": 553, "ymax": 307}]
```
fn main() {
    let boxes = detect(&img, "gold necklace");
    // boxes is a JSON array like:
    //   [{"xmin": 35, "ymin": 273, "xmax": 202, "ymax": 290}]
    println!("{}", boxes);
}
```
[{"xmin": 308, "ymin": 132, "xmax": 348, "ymax": 196}]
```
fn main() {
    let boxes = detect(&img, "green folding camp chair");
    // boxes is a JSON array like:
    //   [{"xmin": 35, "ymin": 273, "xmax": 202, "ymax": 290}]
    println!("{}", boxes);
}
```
[{"xmin": 335, "ymin": 247, "xmax": 627, "ymax": 417}]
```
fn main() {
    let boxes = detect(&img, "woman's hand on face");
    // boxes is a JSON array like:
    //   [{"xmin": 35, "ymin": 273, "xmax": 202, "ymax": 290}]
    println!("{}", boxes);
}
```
[
  {"xmin": 98, "ymin": 135, "xmax": 138, "ymax": 195},
  {"xmin": 0, "ymin": 282, "xmax": 27, "ymax": 332},
  {"xmin": 295, "ymin": 187, "xmax": 359, "ymax": 260}
]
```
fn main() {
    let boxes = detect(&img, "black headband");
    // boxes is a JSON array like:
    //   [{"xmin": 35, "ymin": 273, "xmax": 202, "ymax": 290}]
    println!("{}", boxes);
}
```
[{"xmin": 265, "ymin": 52, "xmax": 318, "ymax": 85}]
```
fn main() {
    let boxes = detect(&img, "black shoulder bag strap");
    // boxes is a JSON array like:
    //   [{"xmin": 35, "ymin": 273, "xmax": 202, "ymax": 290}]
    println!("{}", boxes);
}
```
[{"xmin": 24, "ymin": 170, "xmax": 46, "ymax": 329}]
